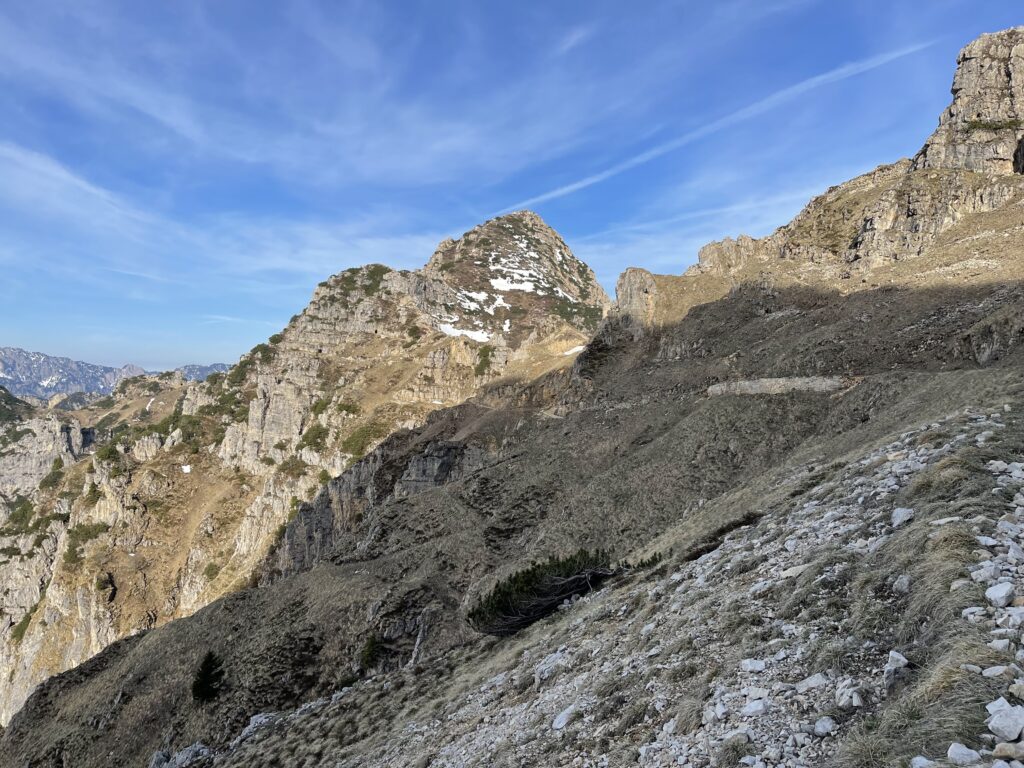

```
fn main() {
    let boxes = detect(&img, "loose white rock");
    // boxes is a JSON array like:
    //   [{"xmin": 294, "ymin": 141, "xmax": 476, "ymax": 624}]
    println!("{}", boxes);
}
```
[
  {"xmin": 551, "ymin": 704, "xmax": 577, "ymax": 731},
  {"xmin": 947, "ymin": 742, "xmax": 981, "ymax": 765},
  {"xmin": 989, "ymin": 705, "xmax": 1024, "ymax": 741},
  {"xmin": 795, "ymin": 672, "xmax": 828, "ymax": 693},
  {"xmin": 891, "ymin": 507, "xmax": 915, "ymax": 526},
  {"xmin": 813, "ymin": 716, "xmax": 836, "ymax": 736},
  {"xmin": 987, "ymin": 582, "xmax": 1015, "ymax": 608},
  {"xmin": 741, "ymin": 699, "xmax": 769, "ymax": 717}
]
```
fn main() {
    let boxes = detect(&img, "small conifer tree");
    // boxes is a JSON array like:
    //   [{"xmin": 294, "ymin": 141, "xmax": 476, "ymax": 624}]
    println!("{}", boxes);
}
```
[{"xmin": 191, "ymin": 650, "xmax": 224, "ymax": 703}]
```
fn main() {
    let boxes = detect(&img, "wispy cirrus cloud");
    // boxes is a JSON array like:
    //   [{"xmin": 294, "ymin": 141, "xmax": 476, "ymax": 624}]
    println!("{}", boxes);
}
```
[
  {"xmin": 0, "ymin": 139, "xmax": 446, "ymax": 294},
  {"xmin": 501, "ymin": 40, "xmax": 936, "ymax": 211}
]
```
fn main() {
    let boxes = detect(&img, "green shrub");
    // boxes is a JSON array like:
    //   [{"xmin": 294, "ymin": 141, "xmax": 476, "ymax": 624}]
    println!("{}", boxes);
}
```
[
  {"xmin": 965, "ymin": 118, "xmax": 1023, "ymax": 131},
  {"xmin": 93, "ymin": 396, "xmax": 116, "ymax": 410},
  {"xmin": 203, "ymin": 562, "xmax": 221, "ymax": 581},
  {"xmin": 0, "ymin": 427, "xmax": 34, "ymax": 452},
  {"xmin": 261, "ymin": 456, "xmax": 276, "ymax": 466},
  {"xmin": 4, "ymin": 495, "xmax": 35, "ymax": 532},
  {"xmin": 39, "ymin": 458, "xmax": 65, "ymax": 491},
  {"xmin": 226, "ymin": 356, "xmax": 255, "ymax": 388},
  {"xmin": 252, "ymin": 343, "xmax": 274, "ymax": 363},
  {"xmin": 191, "ymin": 651, "xmax": 225, "ymax": 703},
  {"xmin": 277, "ymin": 456, "xmax": 309, "ymax": 479},
  {"xmin": 84, "ymin": 483, "xmax": 102, "ymax": 506},
  {"xmin": 359, "ymin": 634, "xmax": 382, "ymax": 670},
  {"xmin": 310, "ymin": 398, "xmax": 330, "ymax": 416},
  {"xmin": 10, "ymin": 601, "xmax": 39, "ymax": 644},
  {"xmin": 552, "ymin": 299, "xmax": 603, "ymax": 331},
  {"xmin": 94, "ymin": 413, "xmax": 121, "ymax": 432},
  {"xmin": 268, "ymin": 333, "xmax": 284, "ymax": 345},
  {"xmin": 94, "ymin": 442, "xmax": 121, "ymax": 462},
  {"xmin": 298, "ymin": 423, "xmax": 329, "ymax": 452},
  {"xmin": 336, "ymin": 401, "xmax": 361, "ymax": 416},
  {"xmin": 0, "ymin": 386, "xmax": 31, "ymax": 424},
  {"xmin": 63, "ymin": 522, "xmax": 110, "ymax": 567},
  {"xmin": 318, "ymin": 469, "xmax": 331, "ymax": 485},
  {"xmin": 468, "ymin": 549, "xmax": 615, "ymax": 636},
  {"xmin": 363, "ymin": 264, "xmax": 391, "ymax": 294},
  {"xmin": 474, "ymin": 345, "xmax": 494, "ymax": 377},
  {"xmin": 95, "ymin": 572, "xmax": 115, "ymax": 595},
  {"xmin": 340, "ymin": 422, "xmax": 389, "ymax": 459}
]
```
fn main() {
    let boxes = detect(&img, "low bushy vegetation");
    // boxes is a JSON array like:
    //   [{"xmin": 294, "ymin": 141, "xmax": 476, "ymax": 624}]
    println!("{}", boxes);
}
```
[
  {"xmin": 277, "ymin": 456, "xmax": 309, "ymax": 479},
  {"xmin": 191, "ymin": 651, "xmax": 225, "ymax": 703},
  {"xmin": 362, "ymin": 264, "xmax": 391, "ymax": 295},
  {"xmin": 0, "ymin": 386, "xmax": 31, "ymax": 424},
  {"xmin": 83, "ymin": 482, "xmax": 102, "ymax": 506},
  {"xmin": 340, "ymin": 421, "xmax": 390, "ymax": 459},
  {"xmin": 358, "ymin": 634, "xmax": 383, "ymax": 670},
  {"xmin": 63, "ymin": 522, "xmax": 110, "ymax": 567},
  {"xmin": 38, "ymin": 458, "xmax": 64, "ymax": 490},
  {"xmin": 298, "ymin": 423, "xmax": 329, "ymax": 452},
  {"xmin": 4, "ymin": 495, "xmax": 35, "ymax": 532},
  {"xmin": 336, "ymin": 400, "xmax": 360, "ymax": 416},
  {"xmin": 552, "ymin": 298, "xmax": 603, "ymax": 331},
  {"xmin": 468, "ymin": 549, "xmax": 615, "ymax": 636},
  {"xmin": 0, "ymin": 426, "xmax": 34, "ymax": 453},
  {"xmin": 965, "ymin": 118, "xmax": 1023, "ymax": 131},
  {"xmin": 474, "ymin": 345, "xmax": 494, "ymax": 377},
  {"xmin": 10, "ymin": 600, "xmax": 40, "ymax": 644}
]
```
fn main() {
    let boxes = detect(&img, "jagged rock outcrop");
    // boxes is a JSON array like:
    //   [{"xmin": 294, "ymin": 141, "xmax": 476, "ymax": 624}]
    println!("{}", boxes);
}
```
[
  {"xmin": 0, "ymin": 416, "xmax": 92, "ymax": 500},
  {"xmin": 915, "ymin": 26, "xmax": 1024, "ymax": 173}
]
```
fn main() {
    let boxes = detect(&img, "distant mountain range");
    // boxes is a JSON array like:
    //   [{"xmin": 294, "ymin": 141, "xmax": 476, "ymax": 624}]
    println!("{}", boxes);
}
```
[{"xmin": 0, "ymin": 347, "xmax": 228, "ymax": 399}]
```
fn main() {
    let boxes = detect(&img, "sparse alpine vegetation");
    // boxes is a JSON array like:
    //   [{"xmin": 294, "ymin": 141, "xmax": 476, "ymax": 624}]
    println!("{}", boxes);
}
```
[{"xmin": 468, "ymin": 549, "xmax": 615, "ymax": 636}]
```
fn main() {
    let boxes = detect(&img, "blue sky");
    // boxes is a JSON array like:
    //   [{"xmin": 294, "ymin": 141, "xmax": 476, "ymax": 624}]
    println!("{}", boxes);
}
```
[{"xmin": 0, "ymin": 1, "xmax": 1020, "ymax": 369}]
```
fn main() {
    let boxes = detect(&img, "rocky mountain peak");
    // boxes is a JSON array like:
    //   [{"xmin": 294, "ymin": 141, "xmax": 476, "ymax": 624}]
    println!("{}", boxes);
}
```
[
  {"xmin": 422, "ymin": 210, "xmax": 611, "ymax": 340},
  {"xmin": 915, "ymin": 26, "xmax": 1024, "ymax": 173}
]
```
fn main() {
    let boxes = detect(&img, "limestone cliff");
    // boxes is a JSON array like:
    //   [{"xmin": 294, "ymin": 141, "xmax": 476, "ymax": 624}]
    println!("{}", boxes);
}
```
[{"xmin": 615, "ymin": 30, "xmax": 1024, "ymax": 329}]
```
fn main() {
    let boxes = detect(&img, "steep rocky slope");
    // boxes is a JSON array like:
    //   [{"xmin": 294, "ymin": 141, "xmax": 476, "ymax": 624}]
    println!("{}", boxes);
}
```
[
  {"xmin": 3, "ymin": 27, "xmax": 1024, "ymax": 768},
  {"xmin": 0, "ymin": 211, "xmax": 609, "ymax": 726}
]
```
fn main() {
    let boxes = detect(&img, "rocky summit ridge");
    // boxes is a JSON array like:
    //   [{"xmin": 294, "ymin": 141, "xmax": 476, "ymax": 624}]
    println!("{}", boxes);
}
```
[{"xmin": 4, "ymin": 26, "xmax": 1024, "ymax": 768}]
